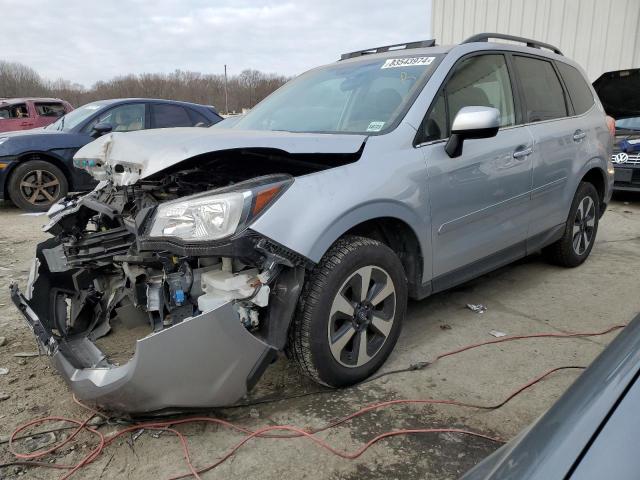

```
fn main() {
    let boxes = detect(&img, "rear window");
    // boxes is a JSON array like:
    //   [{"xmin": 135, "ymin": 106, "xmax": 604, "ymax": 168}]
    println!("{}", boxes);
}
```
[
  {"xmin": 513, "ymin": 56, "xmax": 568, "ymax": 122},
  {"xmin": 151, "ymin": 104, "xmax": 193, "ymax": 128},
  {"xmin": 0, "ymin": 103, "xmax": 29, "ymax": 119},
  {"xmin": 35, "ymin": 102, "xmax": 66, "ymax": 117},
  {"xmin": 556, "ymin": 62, "xmax": 594, "ymax": 115}
]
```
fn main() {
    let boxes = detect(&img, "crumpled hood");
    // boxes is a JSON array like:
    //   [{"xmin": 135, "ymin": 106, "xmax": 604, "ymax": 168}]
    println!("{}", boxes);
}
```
[{"xmin": 73, "ymin": 127, "xmax": 367, "ymax": 186}]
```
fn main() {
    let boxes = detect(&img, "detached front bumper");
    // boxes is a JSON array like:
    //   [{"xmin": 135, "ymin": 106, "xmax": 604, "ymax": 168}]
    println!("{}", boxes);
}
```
[{"xmin": 11, "ymin": 284, "xmax": 272, "ymax": 413}]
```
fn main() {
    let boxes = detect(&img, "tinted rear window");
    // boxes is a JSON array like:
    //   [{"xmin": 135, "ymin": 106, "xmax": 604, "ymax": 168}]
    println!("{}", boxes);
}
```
[
  {"xmin": 513, "ymin": 56, "xmax": 568, "ymax": 122},
  {"xmin": 151, "ymin": 104, "xmax": 193, "ymax": 128},
  {"xmin": 556, "ymin": 62, "xmax": 594, "ymax": 115}
]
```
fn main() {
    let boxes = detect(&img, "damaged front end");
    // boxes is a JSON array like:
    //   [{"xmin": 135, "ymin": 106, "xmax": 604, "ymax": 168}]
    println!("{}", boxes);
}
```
[{"xmin": 11, "ymin": 159, "xmax": 312, "ymax": 413}]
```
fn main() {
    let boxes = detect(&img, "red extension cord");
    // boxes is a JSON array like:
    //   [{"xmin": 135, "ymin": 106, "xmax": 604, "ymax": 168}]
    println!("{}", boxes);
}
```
[{"xmin": 5, "ymin": 323, "xmax": 626, "ymax": 479}]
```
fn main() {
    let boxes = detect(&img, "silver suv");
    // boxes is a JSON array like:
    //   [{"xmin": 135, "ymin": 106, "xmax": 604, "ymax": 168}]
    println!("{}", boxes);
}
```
[{"xmin": 12, "ymin": 33, "xmax": 614, "ymax": 412}]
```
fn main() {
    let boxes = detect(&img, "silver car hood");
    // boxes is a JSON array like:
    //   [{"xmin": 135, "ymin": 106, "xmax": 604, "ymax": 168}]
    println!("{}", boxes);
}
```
[{"xmin": 73, "ymin": 127, "xmax": 367, "ymax": 186}]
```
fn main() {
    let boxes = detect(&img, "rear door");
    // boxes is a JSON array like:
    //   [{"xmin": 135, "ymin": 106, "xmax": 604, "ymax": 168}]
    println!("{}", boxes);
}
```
[
  {"xmin": 417, "ymin": 53, "xmax": 534, "ymax": 285},
  {"xmin": 512, "ymin": 55, "xmax": 577, "ymax": 241}
]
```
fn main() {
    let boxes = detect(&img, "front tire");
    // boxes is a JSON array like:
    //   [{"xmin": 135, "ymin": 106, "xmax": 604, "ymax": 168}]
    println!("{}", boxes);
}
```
[
  {"xmin": 288, "ymin": 235, "xmax": 407, "ymax": 387},
  {"xmin": 7, "ymin": 159, "xmax": 68, "ymax": 212},
  {"xmin": 544, "ymin": 181, "xmax": 600, "ymax": 267}
]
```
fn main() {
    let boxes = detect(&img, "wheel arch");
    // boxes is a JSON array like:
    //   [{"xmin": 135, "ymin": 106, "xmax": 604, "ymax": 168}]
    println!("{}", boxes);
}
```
[
  {"xmin": 342, "ymin": 217, "xmax": 427, "ymax": 299},
  {"xmin": 580, "ymin": 166, "xmax": 606, "ymax": 204},
  {"xmin": 7, "ymin": 151, "xmax": 72, "ymax": 192}
]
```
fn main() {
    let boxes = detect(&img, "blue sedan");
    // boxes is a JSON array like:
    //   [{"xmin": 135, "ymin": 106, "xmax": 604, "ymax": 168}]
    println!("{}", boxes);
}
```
[{"xmin": 0, "ymin": 98, "xmax": 222, "ymax": 211}]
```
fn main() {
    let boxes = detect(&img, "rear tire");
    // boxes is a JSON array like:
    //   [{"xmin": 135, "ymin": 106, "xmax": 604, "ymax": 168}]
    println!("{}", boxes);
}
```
[
  {"xmin": 544, "ymin": 182, "xmax": 599, "ymax": 267},
  {"xmin": 288, "ymin": 235, "xmax": 407, "ymax": 387},
  {"xmin": 7, "ymin": 159, "xmax": 68, "ymax": 212}
]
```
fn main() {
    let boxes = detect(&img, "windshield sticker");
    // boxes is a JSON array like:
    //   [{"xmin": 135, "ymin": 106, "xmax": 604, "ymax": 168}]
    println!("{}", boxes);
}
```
[
  {"xmin": 381, "ymin": 56, "xmax": 435, "ymax": 69},
  {"xmin": 366, "ymin": 121, "xmax": 385, "ymax": 132}
]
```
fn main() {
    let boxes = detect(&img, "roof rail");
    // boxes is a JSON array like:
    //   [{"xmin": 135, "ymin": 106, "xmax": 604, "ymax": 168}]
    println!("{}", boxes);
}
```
[
  {"xmin": 340, "ymin": 39, "xmax": 436, "ymax": 60},
  {"xmin": 462, "ymin": 33, "xmax": 563, "ymax": 55}
]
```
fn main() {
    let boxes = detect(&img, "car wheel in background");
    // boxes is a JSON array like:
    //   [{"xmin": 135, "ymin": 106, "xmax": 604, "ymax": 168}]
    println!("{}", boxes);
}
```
[
  {"xmin": 7, "ymin": 159, "xmax": 68, "ymax": 212},
  {"xmin": 288, "ymin": 235, "xmax": 407, "ymax": 387},
  {"xmin": 544, "ymin": 181, "xmax": 600, "ymax": 267}
]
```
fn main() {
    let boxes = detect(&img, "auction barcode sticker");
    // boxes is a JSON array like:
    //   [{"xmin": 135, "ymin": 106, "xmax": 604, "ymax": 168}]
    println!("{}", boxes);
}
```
[{"xmin": 381, "ymin": 56, "xmax": 435, "ymax": 69}]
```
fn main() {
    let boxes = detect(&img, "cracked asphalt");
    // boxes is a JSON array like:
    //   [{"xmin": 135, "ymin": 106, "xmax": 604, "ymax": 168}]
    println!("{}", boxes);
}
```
[{"xmin": 0, "ymin": 192, "xmax": 639, "ymax": 479}]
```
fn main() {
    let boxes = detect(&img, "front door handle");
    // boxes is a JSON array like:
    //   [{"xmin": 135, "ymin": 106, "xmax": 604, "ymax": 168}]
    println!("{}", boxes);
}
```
[
  {"xmin": 513, "ymin": 146, "xmax": 533, "ymax": 159},
  {"xmin": 573, "ymin": 129, "xmax": 586, "ymax": 141}
]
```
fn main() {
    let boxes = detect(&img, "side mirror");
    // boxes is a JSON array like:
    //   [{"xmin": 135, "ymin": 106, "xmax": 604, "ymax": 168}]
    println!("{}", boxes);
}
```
[
  {"xmin": 92, "ymin": 122, "xmax": 113, "ymax": 137},
  {"xmin": 445, "ymin": 106, "xmax": 500, "ymax": 158}
]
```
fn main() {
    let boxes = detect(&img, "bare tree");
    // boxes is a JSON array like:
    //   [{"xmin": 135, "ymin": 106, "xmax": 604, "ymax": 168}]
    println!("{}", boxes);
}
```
[{"xmin": 0, "ymin": 60, "xmax": 289, "ymax": 111}]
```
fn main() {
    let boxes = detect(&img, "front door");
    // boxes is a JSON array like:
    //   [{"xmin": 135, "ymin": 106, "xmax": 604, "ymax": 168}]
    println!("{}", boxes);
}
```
[{"xmin": 416, "ymin": 53, "xmax": 533, "ymax": 286}]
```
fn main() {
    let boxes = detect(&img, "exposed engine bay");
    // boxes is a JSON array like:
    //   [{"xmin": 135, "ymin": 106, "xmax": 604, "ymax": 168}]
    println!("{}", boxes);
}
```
[{"xmin": 11, "ymin": 148, "xmax": 361, "ymax": 412}]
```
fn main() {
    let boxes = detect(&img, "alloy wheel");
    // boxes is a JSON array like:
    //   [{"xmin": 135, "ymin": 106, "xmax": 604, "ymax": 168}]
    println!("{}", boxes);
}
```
[
  {"xmin": 327, "ymin": 265, "xmax": 396, "ymax": 368},
  {"xmin": 572, "ymin": 196, "xmax": 595, "ymax": 255},
  {"xmin": 19, "ymin": 169, "xmax": 61, "ymax": 207}
]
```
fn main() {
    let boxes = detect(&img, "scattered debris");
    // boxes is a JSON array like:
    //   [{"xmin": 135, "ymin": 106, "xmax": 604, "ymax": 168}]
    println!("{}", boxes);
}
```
[
  {"xmin": 0, "ymin": 367, "xmax": 8, "ymax": 375},
  {"xmin": 132, "ymin": 429, "xmax": 145, "ymax": 442},
  {"xmin": 0, "ymin": 392, "xmax": 10, "ymax": 401},
  {"xmin": 624, "ymin": 210, "xmax": 633, "ymax": 214},
  {"xmin": 17, "ymin": 359, "xmax": 26, "ymax": 366},
  {"xmin": 466, "ymin": 303, "xmax": 487, "ymax": 314},
  {"xmin": 489, "ymin": 330, "xmax": 507, "ymax": 338},
  {"xmin": 440, "ymin": 324, "xmax": 452, "ymax": 330},
  {"xmin": 13, "ymin": 352, "xmax": 39, "ymax": 358},
  {"xmin": 88, "ymin": 415, "xmax": 106, "ymax": 427},
  {"xmin": 249, "ymin": 408, "xmax": 260, "ymax": 419},
  {"xmin": 0, "ymin": 336, "xmax": 6, "ymax": 346},
  {"xmin": 23, "ymin": 432, "xmax": 57, "ymax": 453}
]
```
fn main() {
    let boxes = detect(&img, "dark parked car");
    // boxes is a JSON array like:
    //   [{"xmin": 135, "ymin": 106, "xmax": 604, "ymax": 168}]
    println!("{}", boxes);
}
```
[
  {"xmin": 0, "ymin": 98, "xmax": 222, "ymax": 210},
  {"xmin": 463, "ymin": 312, "xmax": 640, "ymax": 480},
  {"xmin": 0, "ymin": 98, "xmax": 74, "ymax": 133},
  {"xmin": 593, "ymin": 68, "xmax": 640, "ymax": 191}
]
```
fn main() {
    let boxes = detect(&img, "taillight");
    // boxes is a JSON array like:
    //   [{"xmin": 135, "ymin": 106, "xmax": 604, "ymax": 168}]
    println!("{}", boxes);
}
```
[{"xmin": 605, "ymin": 116, "xmax": 616, "ymax": 138}]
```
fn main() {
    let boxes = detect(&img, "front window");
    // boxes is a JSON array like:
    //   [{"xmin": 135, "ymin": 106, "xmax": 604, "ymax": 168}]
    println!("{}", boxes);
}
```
[
  {"xmin": 616, "ymin": 117, "xmax": 640, "ymax": 131},
  {"xmin": 84, "ymin": 103, "xmax": 146, "ymax": 132},
  {"xmin": 0, "ymin": 103, "xmax": 29, "ymax": 119},
  {"xmin": 234, "ymin": 55, "xmax": 443, "ymax": 134},
  {"xmin": 46, "ymin": 101, "xmax": 111, "ymax": 131}
]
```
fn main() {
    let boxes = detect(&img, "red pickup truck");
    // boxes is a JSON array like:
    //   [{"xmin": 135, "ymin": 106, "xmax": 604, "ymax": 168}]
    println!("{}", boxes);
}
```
[{"xmin": 0, "ymin": 98, "xmax": 74, "ymax": 133}]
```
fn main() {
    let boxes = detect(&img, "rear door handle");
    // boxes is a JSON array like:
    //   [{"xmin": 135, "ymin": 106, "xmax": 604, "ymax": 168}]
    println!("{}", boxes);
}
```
[
  {"xmin": 513, "ymin": 146, "xmax": 533, "ymax": 159},
  {"xmin": 573, "ymin": 129, "xmax": 586, "ymax": 141},
  {"xmin": 20, "ymin": 122, "xmax": 34, "ymax": 127}
]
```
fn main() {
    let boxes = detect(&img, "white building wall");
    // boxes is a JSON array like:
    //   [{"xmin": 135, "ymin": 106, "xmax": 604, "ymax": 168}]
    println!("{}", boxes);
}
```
[{"xmin": 432, "ymin": 0, "xmax": 640, "ymax": 80}]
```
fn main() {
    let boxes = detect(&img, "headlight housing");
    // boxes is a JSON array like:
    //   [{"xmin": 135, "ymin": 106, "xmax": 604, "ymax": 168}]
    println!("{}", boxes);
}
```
[{"xmin": 148, "ymin": 176, "xmax": 291, "ymax": 242}]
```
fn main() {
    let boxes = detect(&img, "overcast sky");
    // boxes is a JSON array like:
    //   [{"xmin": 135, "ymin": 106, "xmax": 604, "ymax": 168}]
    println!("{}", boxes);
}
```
[{"xmin": 1, "ymin": 0, "xmax": 432, "ymax": 87}]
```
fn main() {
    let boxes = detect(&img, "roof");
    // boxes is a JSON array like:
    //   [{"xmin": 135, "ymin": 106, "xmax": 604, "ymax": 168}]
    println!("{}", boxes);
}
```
[
  {"xmin": 0, "ymin": 97, "xmax": 66, "ymax": 105},
  {"xmin": 92, "ymin": 98, "xmax": 216, "ymax": 109}
]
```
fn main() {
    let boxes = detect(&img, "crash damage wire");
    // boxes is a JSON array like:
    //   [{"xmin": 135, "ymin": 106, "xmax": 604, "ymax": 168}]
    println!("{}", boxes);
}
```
[{"xmin": 3, "ymin": 322, "xmax": 626, "ymax": 479}]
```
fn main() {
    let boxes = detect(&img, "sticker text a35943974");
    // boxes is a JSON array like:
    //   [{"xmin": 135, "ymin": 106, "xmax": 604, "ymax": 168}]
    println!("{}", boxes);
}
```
[{"xmin": 381, "ymin": 56, "xmax": 435, "ymax": 69}]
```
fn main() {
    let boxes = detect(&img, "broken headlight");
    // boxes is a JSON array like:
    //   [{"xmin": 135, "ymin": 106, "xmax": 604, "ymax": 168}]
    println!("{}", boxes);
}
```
[{"xmin": 148, "ymin": 177, "xmax": 291, "ymax": 242}]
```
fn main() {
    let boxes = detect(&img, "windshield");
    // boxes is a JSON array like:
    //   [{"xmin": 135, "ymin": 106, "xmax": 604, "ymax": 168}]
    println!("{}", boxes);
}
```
[
  {"xmin": 616, "ymin": 117, "xmax": 640, "ymax": 132},
  {"xmin": 234, "ymin": 55, "xmax": 443, "ymax": 134},
  {"xmin": 46, "ymin": 101, "xmax": 110, "ymax": 131}
]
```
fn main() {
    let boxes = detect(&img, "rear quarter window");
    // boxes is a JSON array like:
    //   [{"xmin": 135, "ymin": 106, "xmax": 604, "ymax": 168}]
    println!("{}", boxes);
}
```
[{"xmin": 556, "ymin": 62, "xmax": 595, "ymax": 115}]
